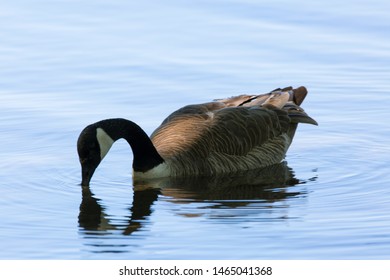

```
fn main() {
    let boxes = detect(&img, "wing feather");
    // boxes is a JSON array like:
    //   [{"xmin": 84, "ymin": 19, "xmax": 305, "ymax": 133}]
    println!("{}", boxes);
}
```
[
  {"xmin": 149, "ymin": 86, "xmax": 316, "ymax": 176},
  {"xmin": 151, "ymin": 105, "xmax": 289, "ymax": 161}
]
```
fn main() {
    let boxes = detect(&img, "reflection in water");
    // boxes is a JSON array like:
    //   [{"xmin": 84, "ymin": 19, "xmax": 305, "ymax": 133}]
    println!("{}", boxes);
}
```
[
  {"xmin": 78, "ymin": 162, "xmax": 315, "ymax": 253},
  {"xmin": 149, "ymin": 162, "xmax": 302, "ymax": 202},
  {"xmin": 78, "ymin": 186, "xmax": 161, "ymax": 235}
]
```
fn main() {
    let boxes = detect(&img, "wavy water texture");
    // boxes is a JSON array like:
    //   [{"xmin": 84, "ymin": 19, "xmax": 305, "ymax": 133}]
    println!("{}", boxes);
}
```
[{"xmin": 1, "ymin": 0, "xmax": 390, "ymax": 259}]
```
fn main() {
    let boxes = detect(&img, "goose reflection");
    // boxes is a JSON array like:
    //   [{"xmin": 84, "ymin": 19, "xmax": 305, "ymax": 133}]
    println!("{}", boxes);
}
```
[
  {"xmin": 78, "ymin": 185, "xmax": 160, "ymax": 235},
  {"xmin": 78, "ymin": 162, "xmax": 314, "ymax": 237}
]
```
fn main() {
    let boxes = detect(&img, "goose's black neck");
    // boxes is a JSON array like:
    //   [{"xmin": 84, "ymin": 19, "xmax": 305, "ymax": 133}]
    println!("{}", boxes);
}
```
[{"xmin": 96, "ymin": 118, "xmax": 164, "ymax": 172}]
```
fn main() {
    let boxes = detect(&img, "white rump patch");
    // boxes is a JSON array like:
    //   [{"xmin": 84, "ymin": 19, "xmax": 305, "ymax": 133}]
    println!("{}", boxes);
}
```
[{"xmin": 96, "ymin": 128, "xmax": 114, "ymax": 160}]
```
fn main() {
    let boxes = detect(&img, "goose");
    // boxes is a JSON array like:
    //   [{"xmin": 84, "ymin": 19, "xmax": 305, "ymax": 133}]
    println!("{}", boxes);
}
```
[{"xmin": 77, "ymin": 86, "xmax": 317, "ymax": 186}]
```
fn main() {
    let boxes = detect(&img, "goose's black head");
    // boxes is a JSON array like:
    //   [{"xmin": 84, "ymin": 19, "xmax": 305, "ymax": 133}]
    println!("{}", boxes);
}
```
[
  {"xmin": 77, "ymin": 118, "xmax": 164, "ymax": 185},
  {"xmin": 77, "ymin": 124, "xmax": 102, "ymax": 186}
]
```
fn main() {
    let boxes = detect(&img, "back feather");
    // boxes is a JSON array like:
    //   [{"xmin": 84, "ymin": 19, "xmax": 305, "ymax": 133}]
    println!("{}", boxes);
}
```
[{"xmin": 150, "ymin": 86, "xmax": 316, "ymax": 176}]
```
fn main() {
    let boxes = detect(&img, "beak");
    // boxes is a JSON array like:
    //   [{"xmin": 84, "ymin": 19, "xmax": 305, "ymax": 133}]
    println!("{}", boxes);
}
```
[{"xmin": 81, "ymin": 165, "xmax": 96, "ymax": 186}]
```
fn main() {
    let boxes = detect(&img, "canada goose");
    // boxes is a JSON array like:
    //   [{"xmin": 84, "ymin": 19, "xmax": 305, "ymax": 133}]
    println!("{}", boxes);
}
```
[{"xmin": 77, "ymin": 86, "xmax": 317, "ymax": 186}]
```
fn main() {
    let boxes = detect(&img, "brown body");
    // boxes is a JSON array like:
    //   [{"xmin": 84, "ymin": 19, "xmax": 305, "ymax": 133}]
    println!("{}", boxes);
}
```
[{"xmin": 148, "ymin": 86, "xmax": 316, "ymax": 177}]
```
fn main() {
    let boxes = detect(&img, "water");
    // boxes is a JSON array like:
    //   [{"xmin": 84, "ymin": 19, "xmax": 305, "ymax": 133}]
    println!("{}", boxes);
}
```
[{"xmin": 1, "ymin": 0, "xmax": 390, "ymax": 259}]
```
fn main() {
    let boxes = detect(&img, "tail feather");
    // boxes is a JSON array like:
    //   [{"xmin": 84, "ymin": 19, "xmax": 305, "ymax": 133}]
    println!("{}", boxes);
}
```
[
  {"xmin": 292, "ymin": 86, "xmax": 308, "ymax": 106},
  {"xmin": 283, "ymin": 103, "xmax": 318, "ymax": 125},
  {"xmin": 262, "ymin": 91, "xmax": 290, "ymax": 109},
  {"xmin": 215, "ymin": 86, "xmax": 315, "ymax": 126}
]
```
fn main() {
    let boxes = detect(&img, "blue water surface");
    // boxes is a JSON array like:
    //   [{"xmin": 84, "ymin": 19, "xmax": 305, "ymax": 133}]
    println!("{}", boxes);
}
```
[{"xmin": 1, "ymin": 0, "xmax": 390, "ymax": 259}]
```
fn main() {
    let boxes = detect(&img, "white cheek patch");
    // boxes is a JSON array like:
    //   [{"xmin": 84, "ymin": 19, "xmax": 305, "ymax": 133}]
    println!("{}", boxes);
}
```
[{"xmin": 96, "ymin": 128, "xmax": 114, "ymax": 160}]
